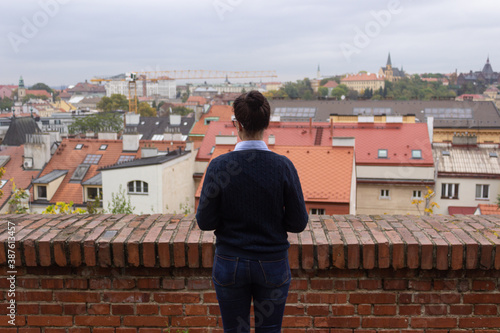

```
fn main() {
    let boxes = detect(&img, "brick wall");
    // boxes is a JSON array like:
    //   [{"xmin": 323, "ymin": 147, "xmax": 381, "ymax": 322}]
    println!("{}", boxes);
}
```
[{"xmin": 1, "ymin": 213, "xmax": 500, "ymax": 332}]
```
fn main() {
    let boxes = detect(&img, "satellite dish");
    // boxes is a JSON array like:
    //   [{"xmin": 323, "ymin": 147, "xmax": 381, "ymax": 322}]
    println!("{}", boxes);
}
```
[{"xmin": 341, "ymin": 95, "xmax": 346, "ymax": 100}]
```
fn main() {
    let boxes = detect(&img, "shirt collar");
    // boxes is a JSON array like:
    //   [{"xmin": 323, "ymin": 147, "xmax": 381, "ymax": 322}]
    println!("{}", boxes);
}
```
[{"xmin": 234, "ymin": 140, "xmax": 270, "ymax": 151}]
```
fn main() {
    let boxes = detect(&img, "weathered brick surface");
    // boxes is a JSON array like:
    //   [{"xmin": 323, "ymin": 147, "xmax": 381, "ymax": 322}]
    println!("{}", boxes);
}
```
[{"xmin": 1, "ymin": 214, "xmax": 500, "ymax": 331}]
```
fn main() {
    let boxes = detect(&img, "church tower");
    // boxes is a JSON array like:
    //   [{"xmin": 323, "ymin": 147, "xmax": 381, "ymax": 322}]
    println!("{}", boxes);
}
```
[
  {"xmin": 385, "ymin": 53, "xmax": 394, "ymax": 82},
  {"xmin": 317, "ymin": 64, "xmax": 321, "ymax": 79},
  {"xmin": 18, "ymin": 76, "xmax": 26, "ymax": 100}
]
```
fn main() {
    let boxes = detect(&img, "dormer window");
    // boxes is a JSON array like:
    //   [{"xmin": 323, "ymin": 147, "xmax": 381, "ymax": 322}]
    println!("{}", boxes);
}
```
[
  {"xmin": 75, "ymin": 144, "xmax": 83, "ymax": 150},
  {"xmin": 490, "ymin": 152, "xmax": 498, "ymax": 158},
  {"xmin": 99, "ymin": 144, "xmax": 108, "ymax": 150},
  {"xmin": 378, "ymin": 149, "xmax": 388, "ymax": 158}
]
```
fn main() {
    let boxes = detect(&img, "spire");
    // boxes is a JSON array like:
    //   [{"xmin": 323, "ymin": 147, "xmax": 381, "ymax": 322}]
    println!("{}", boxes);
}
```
[
  {"xmin": 386, "ymin": 53, "xmax": 392, "ymax": 67},
  {"xmin": 487, "ymin": 55, "xmax": 490, "ymax": 64},
  {"xmin": 19, "ymin": 76, "xmax": 25, "ymax": 88}
]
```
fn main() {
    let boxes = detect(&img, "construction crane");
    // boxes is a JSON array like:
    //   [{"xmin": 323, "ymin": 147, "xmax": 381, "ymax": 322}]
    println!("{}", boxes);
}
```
[{"xmin": 90, "ymin": 70, "xmax": 278, "ymax": 114}]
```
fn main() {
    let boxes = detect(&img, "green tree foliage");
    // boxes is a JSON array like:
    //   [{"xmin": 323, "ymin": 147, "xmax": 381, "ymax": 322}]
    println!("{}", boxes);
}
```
[
  {"xmin": 0, "ymin": 98, "xmax": 13, "ymax": 111},
  {"xmin": 331, "ymin": 84, "xmax": 350, "ymax": 99},
  {"xmin": 320, "ymin": 76, "xmax": 341, "ymax": 86},
  {"xmin": 7, "ymin": 180, "xmax": 29, "ymax": 214},
  {"xmin": 107, "ymin": 185, "xmax": 135, "ymax": 214},
  {"xmin": 97, "ymin": 94, "xmax": 129, "ymax": 111},
  {"xmin": 68, "ymin": 112, "xmax": 123, "ymax": 134},
  {"xmin": 138, "ymin": 102, "xmax": 157, "ymax": 117},
  {"xmin": 384, "ymin": 76, "xmax": 456, "ymax": 100},
  {"xmin": 282, "ymin": 79, "xmax": 313, "ymax": 99},
  {"xmin": 317, "ymin": 86, "xmax": 329, "ymax": 98},
  {"xmin": 171, "ymin": 106, "xmax": 192, "ymax": 116},
  {"xmin": 30, "ymin": 83, "xmax": 53, "ymax": 94},
  {"xmin": 22, "ymin": 93, "xmax": 48, "ymax": 103},
  {"xmin": 42, "ymin": 202, "xmax": 86, "ymax": 214},
  {"xmin": 263, "ymin": 89, "xmax": 288, "ymax": 100}
]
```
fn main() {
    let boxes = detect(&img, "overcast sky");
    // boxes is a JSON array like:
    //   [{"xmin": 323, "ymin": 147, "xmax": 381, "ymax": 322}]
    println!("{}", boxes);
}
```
[{"xmin": 1, "ymin": 0, "xmax": 499, "ymax": 87}]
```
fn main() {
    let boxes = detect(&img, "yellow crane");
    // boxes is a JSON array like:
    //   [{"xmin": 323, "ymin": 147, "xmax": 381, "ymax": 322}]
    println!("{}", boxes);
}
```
[{"xmin": 90, "ymin": 70, "xmax": 278, "ymax": 113}]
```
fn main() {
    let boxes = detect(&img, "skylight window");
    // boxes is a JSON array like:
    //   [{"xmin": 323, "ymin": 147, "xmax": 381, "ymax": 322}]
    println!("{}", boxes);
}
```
[
  {"xmin": 442, "ymin": 151, "xmax": 450, "ymax": 156},
  {"xmin": 75, "ymin": 144, "xmax": 83, "ymax": 150},
  {"xmin": 411, "ymin": 150, "xmax": 422, "ymax": 159},
  {"xmin": 83, "ymin": 154, "xmax": 102, "ymax": 164},
  {"xmin": 209, "ymin": 146, "xmax": 215, "ymax": 155},
  {"xmin": 118, "ymin": 155, "xmax": 135, "ymax": 163},
  {"xmin": 490, "ymin": 152, "xmax": 498, "ymax": 158},
  {"xmin": 378, "ymin": 149, "xmax": 388, "ymax": 158},
  {"xmin": 99, "ymin": 144, "xmax": 108, "ymax": 150},
  {"xmin": 152, "ymin": 134, "xmax": 164, "ymax": 141}
]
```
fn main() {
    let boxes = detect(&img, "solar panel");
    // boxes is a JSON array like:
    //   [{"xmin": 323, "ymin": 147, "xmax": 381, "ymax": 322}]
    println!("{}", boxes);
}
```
[{"xmin": 424, "ymin": 108, "xmax": 473, "ymax": 119}]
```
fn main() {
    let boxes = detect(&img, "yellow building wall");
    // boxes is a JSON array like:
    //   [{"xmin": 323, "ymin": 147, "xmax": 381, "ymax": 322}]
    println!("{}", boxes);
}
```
[
  {"xmin": 329, "ymin": 115, "xmax": 416, "ymax": 124},
  {"xmin": 433, "ymin": 129, "xmax": 500, "ymax": 144},
  {"xmin": 356, "ymin": 184, "xmax": 428, "ymax": 215}
]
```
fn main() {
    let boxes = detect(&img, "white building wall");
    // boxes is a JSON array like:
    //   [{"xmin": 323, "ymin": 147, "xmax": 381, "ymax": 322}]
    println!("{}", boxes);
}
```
[
  {"xmin": 106, "ymin": 80, "xmax": 176, "ymax": 99},
  {"xmin": 356, "ymin": 165, "xmax": 435, "ymax": 181},
  {"xmin": 434, "ymin": 177, "xmax": 500, "ymax": 214}
]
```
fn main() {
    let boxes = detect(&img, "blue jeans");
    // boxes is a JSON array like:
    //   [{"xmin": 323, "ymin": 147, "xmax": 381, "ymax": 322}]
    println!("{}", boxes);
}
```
[{"xmin": 212, "ymin": 254, "xmax": 291, "ymax": 333}]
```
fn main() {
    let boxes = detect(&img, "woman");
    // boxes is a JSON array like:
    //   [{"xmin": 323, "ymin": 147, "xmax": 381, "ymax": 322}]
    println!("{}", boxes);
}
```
[{"xmin": 196, "ymin": 90, "xmax": 308, "ymax": 332}]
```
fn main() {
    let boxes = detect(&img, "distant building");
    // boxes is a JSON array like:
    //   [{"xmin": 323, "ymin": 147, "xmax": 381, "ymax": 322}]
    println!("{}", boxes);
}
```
[
  {"xmin": 378, "ymin": 53, "xmax": 405, "ymax": 82},
  {"xmin": 341, "ymin": 73, "xmax": 385, "ymax": 93},
  {"xmin": 67, "ymin": 81, "xmax": 106, "ymax": 97},
  {"xmin": 457, "ymin": 57, "xmax": 500, "ymax": 86},
  {"xmin": 323, "ymin": 80, "xmax": 339, "ymax": 95},
  {"xmin": 105, "ymin": 79, "xmax": 176, "ymax": 99}
]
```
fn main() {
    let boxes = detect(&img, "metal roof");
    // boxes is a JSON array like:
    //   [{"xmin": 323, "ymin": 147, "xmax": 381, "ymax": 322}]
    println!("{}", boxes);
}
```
[
  {"xmin": 32, "ymin": 170, "xmax": 68, "ymax": 184},
  {"xmin": 81, "ymin": 173, "xmax": 102, "ymax": 186},
  {"xmin": 433, "ymin": 143, "xmax": 500, "ymax": 174},
  {"xmin": 3, "ymin": 117, "xmax": 41, "ymax": 146}
]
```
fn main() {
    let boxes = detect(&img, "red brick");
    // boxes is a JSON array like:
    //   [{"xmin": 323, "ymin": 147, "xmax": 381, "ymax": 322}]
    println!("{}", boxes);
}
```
[
  {"xmin": 414, "ymin": 293, "xmax": 460, "ymax": 304},
  {"xmin": 19, "ymin": 329, "xmax": 41, "ymax": 333},
  {"xmin": 311, "ymin": 279, "xmax": 334, "ymax": 290},
  {"xmin": 288, "ymin": 233, "xmax": 299, "ymax": 269},
  {"xmin": 357, "ymin": 304, "xmax": 372, "ymax": 315},
  {"xmin": 474, "ymin": 304, "xmax": 498, "ymax": 315},
  {"xmin": 373, "ymin": 305, "xmax": 397, "ymax": 315},
  {"xmin": 203, "ymin": 292, "xmax": 218, "ymax": 303},
  {"xmin": 92, "ymin": 329, "xmax": 114, "ymax": 333},
  {"xmin": 65, "ymin": 278, "xmax": 88, "ymax": 289},
  {"xmin": 284, "ymin": 305, "xmax": 305, "ymax": 315},
  {"xmin": 334, "ymin": 280, "xmax": 357, "ymax": 290},
  {"xmin": 116, "ymin": 329, "xmax": 137, "ymax": 333},
  {"xmin": 113, "ymin": 278, "xmax": 136, "ymax": 289},
  {"xmin": 17, "ymin": 291, "xmax": 52, "ymax": 302},
  {"xmin": 412, "ymin": 317, "xmax": 457, "ymax": 328},
  {"xmin": 187, "ymin": 227, "xmax": 201, "ymax": 268},
  {"xmin": 358, "ymin": 279, "xmax": 381, "ymax": 290},
  {"xmin": 187, "ymin": 278, "xmax": 212, "ymax": 290},
  {"xmin": 350, "ymin": 293, "xmax": 396, "ymax": 304},
  {"xmin": 185, "ymin": 304, "xmax": 207, "ymax": 315},
  {"xmin": 40, "ymin": 304, "xmax": 63, "ymax": 314},
  {"xmin": 55, "ymin": 291, "xmax": 100, "ymax": 303},
  {"xmin": 162, "ymin": 278, "xmax": 185, "ymax": 290},
  {"xmin": 88, "ymin": 303, "xmax": 110, "ymax": 315},
  {"xmin": 399, "ymin": 305, "xmax": 421, "ymax": 315},
  {"xmin": 472, "ymin": 280, "xmax": 496, "ymax": 291},
  {"xmin": 41, "ymin": 278, "xmax": 64, "ymax": 289},
  {"xmin": 45, "ymin": 330, "xmax": 66, "ymax": 333},
  {"xmin": 425, "ymin": 305, "xmax": 448, "ymax": 315},
  {"xmin": 0, "ymin": 315, "xmax": 25, "ymax": 326},
  {"xmin": 290, "ymin": 279, "xmax": 308, "ymax": 290},
  {"xmin": 27, "ymin": 316, "xmax": 73, "ymax": 326},
  {"xmin": 383, "ymin": 279, "xmax": 407, "ymax": 290},
  {"xmin": 450, "ymin": 305, "xmax": 473, "ymax": 315},
  {"xmin": 64, "ymin": 303, "xmax": 86, "ymax": 315},
  {"xmin": 137, "ymin": 278, "xmax": 160, "ymax": 289},
  {"xmin": 307, "ymin": 305, "xmax": 330, "ymax": 316},
  {"xmin": 362, "ymin": 317, "xmax": 409, "ymax": 328},
  {"xmin": 154, "ymin": 292, "xmax": 200, "ymax": 303},
  {"xmin": 464, "ymin": 293, "xmax": 500, "ymax": 304},
  {"xmin": 301, "ymin": 230, "xmax": 314, "ymax": 269},
  {"xmin": 69, "ymin": 329, "xmax": 91, "ymax": 333},
  {"xmin": 17, "ymin": 278, "xmax": 39, "ymax": 288},
  {"xmin": 409, "ymin": 280, "xmax": 432, "ymax": 291},
  {"xmin": 75, "ymin": 316, "xmax": 121, "ymax": 326},
  {"xmin": 112, "ymin": 304, "xmax": 135, "ymax": 315},
  {"xmin": 17, "ymin": 304, "xmax": 39, "ymax": 314},
  {"xmin": 433, "ymin": 279, "xmax": 459, "ymax": 290},
  {"xmin": 331, "ymin": 305, "xmax": 355, "ymax": 316},
  {"xmin": 160, "ymin": 304, "xmax": 183, "ymax": 315},
  {"xmin": 124, "ymin": 316, "xmax": 173, "ymax": 327},
  {"xmin": 302, "ymin": 292, "xmax": 347, "ymax": 304},
  {"xmin": 136, "ymin": 304, "xmax": 159, "ymax": 315},
  {"xmin": 315, "ymin": 317, "xmax": 360, "ymax": 328},
  {"xmin": 460, "ymin": 317, "xmax": 500, "ymax": 328},
  {"xmin": 89, "ymin": 277, "xmax": 112, "ymax": 289},
  {"xmin": 103, "ymin": 292, "xmax": 150, "ymax": 303},
  {"xmin": 281, "ymin": 316, "xmax": 312, "ymax": 327}
]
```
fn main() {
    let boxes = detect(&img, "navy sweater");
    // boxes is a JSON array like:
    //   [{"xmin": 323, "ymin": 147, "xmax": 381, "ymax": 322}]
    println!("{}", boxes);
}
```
[{"xmin": 196, "ymin": 149, "xmax": 308, "ymax": 260}]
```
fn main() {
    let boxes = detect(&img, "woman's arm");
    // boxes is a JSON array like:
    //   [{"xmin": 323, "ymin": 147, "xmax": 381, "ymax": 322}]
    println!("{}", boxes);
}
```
[
  {"xmin": 196, "ymin": 161, "xmax": 221, "ymax": 230},
  {"xmin": 283, "ymin": 161, "xmax": 309, "ymax": 233}
]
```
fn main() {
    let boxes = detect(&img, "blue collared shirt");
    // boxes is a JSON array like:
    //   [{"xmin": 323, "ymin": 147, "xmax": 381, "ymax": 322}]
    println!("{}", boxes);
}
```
[{"xmin": 234, "ymin": 140, "xmax": 270, "ymax": 152}]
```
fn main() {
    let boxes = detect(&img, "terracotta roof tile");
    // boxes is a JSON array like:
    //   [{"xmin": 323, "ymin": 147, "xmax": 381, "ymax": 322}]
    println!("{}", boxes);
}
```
[
  {"xmin": 477, "ymin": 204, "xmax": 500, "ymax": 215},
  {"xmin": 187, "ymin": 96, "xmax": 207, "ymax": 105},
  {"xmin": 0, "ymin": 146, "xmax": 40, "ymax": 209},
  {"xmin": 323, "ymin": 81, "xmax": 338, "ymax": 88},
  {"xmin": 195, "ymin": 145, "xmax": 354, "ymax": 204},
  {"xmin": 189, "ymin": 105, "xmax": 233, "ymax": 137},
  {"xmin": 448, "ymin": 206, "xmax": 477, "ymax": 215}
]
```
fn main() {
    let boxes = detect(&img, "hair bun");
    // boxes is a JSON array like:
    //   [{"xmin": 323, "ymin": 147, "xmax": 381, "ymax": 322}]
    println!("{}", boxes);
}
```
[{"xmin": 245, "ymin": 91, "xmax": 264, "ymax": 109}]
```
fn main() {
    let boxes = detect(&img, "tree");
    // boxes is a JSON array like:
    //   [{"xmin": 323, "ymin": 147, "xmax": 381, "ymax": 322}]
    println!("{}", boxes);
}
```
[
  {"xmin": 412, "ymin": 187, "xmax": 439, "ymax": 216},
  {"xmin": 107, "ymin": 185, "xmax": 135, "ymax": 214},
  {"xmin": 171, "ymin": 106, "xmax": 192, "ymax": 116},
  {"xmin": 7, "ymin": 180, "xmax": 29, "ymax": 214},
  {"xmin": 43, "ymin": 202, "xmax": 86, "ymax": 214},
  {"xmin": 138, "ymin": 102, "xmax": 156, "ymax": 117},
  {"xmin": 68, "ymin": 112, "xmax": 123, "ymax": 134},
  {"xmin": 331, "ymin": 84, "xmax": 349, "ymax": 99},
  {"xmin": 22, "ymin": 93, "xmax": 48, "ymax": 103},
  {"xmin": 30, "ymin": 83, "xmax": 53, "ymax": 94},
  {"xmin": 0, "ymin": 98, "xmax": 13, "ymax": 111},
  {"xmin": 317, "ymin": 86, "xmax": 328, "ymax": 98},
  {"xmin": 97, "ymin": 94, "xmax": 129, "ymax": 111}
]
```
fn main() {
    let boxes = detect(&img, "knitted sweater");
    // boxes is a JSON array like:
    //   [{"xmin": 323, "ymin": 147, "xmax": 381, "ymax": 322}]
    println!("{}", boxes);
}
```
[{"xmin": 196, "ymin": 149, "xmax": 308, "ymax": 260}]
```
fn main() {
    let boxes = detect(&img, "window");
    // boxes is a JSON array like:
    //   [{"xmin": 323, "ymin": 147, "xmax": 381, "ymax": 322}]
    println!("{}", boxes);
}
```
[
  {"xmin": 87, "ymin": 187, "xmax": 103, "ymax": 202},
  {"xmin": 75, "ymin": 144, "xmax": 83, "ymax": 150},
  {"xmin": 442, "ymin": 151, "xmax": 450, "ymax": 156},
  {"xmin": 118, "ymin": 155, "xmax": 135, "ymax": 163},
  {"xmin": 310, "ymin": 208, "xmax": 325, "ymax": 215},
  {"xmin": 476, "ymin": 184, "xmax": 489, "ymax": 199},
  {"xmin": 378, "ymin": 149, "xmax": 388, "ymax": 158},
  {"xmin": 442, "ymin": 183, "xmax": 459, "ymax": 199},
  {"xmin": 489, "ymin": 152, "xmax": 498, "ymax": 158},
  {"xmin": 0, "ymin": 180, "xmax": 7, "ymax": 188},
  {"xmin": 99, "ymin": 144, "xmax": 108, "ymax": 150},
  {"xmin": 412, "ymin": 190, "xmax": 422, "ymax": 199},
  {"xmin": 380, "ymin": 189, "xmax": 390, "ymax": 199},
  {"xmin": 209, "ymin": 146, "xmax": 215, "ymax": 155},
  {"xmin": 37, "ymin": 185, "xmax": 47, "ymax": 199},
  {"xmin": 83, "ymin": 154, "xmax": 102, "ymax": 164},
  {"xmin": 412, "ymin": 150, "xmax": 422, "ymax": 159},
  {"xmin": 128, "ymin": 181, "xmax": 149, "ymax": 194}
]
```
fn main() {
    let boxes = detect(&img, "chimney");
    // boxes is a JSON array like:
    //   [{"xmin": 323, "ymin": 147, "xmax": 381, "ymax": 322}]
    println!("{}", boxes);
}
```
[
  {"xmin": 215, "ymin": 135, "xmax": 237, "ymax": 145},
  {"xmin": 332, "ymin": 137, "xmax": 355, "ymax": 148},
  {"xmin": 169, "ymin": 114, "xmax": 181, "ymax": 126},
  {"xmin": 427, "ymin": 116, "xmax": 434, "ymax": 143},
  {"xmin": 125, "ymin": 112, "xmax": 140, "ymax": 126},
  {"xmin": 141, "ymin": 146, "xmax": 158, "ymax": 158},
  {"xmin": 85, "ymin": 132, "xmax": 94, "ymax": 138},
  {"xmin": 98, "ymin": 132, "xmax": 118, "ymax": 140},
  {"xmin": 268, "ymin": 134, "xmax": 275, "ymax": 145},
  {"xmin": 24, "ymin": 133, "xmax": 51, "ymax": 169},
  {"xmin": 122, "ymin": 132, "xmax": 141, "ymax": 151},
  {"xmin": 185, "ymin": 141, "xmax": 194, "ymax": 152}
]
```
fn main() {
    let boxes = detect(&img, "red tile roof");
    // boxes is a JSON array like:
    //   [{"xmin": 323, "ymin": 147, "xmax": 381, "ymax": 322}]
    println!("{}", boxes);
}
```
[
  {"xmin": 0, "ymin": 146, "xmax": 40, "ymax": 210},
  {"xmin": 448, "ymin": 206, "xmax": 477, "ymax": 215},
  {"xmin": 187, "ymin": 96, "xmax": 207, "ymax": 105},
  {"xmin": 477, "ymin": 204, "xmax": 500, "ymax": 215},
  {"xmin": 189, "ymin": 105, "xmax": 233, "ymax": 137},
  {"xmin": 195, "ymin": 145, "xmax": 354, "ymax": 204},
  {"xmin": 323, "ymin": 81, "xmax": 338, "ymax": 88},
  {"xmin": 197, "ymin": 121, "xmax": 433, "ymax": 166},
  {"xmin": 342, "ymin": 73, "xmax": 384, "ymax": 82},
  {"xmin": 33, "ymin": 138, "xmax": 186, "ymax": 205},
  {"xmin": 26, "ymin": 90, "xmax": 52, "ymax": 99}
]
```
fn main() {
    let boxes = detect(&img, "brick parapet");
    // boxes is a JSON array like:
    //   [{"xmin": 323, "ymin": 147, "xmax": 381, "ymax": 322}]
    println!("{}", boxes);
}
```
[{"xmin": 1, "ymin": 214, "xmax": 500, "ymax": 270}]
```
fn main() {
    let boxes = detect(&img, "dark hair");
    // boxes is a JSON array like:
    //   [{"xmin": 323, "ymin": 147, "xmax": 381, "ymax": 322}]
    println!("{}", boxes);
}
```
[{"xmin": 233, "ymin": 90, "xmax": 271, "ymax": 135}]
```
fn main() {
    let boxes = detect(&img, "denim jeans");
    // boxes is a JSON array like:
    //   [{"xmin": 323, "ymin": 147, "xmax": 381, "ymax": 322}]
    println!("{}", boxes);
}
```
[{"xmin": 212, "ymin": 254, "xmax": 291, "ymax": 333}]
